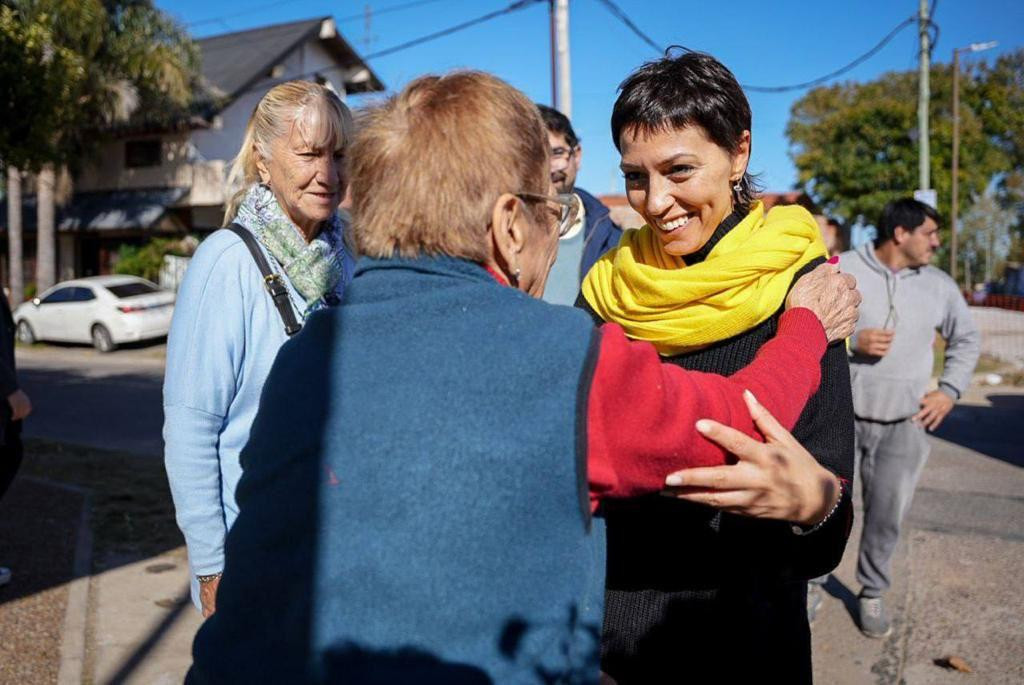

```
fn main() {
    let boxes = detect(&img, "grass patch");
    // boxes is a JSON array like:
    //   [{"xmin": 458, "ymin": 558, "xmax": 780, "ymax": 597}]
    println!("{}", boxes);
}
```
[{"xmin": 20, "ymin": 439, "xmax": 183, "ymax": 566}]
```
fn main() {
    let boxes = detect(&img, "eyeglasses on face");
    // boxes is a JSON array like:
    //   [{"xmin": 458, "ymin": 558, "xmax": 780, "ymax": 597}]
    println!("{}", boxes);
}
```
[
  {"xmin": 515, "ymin": 191, "xmax": 581, "ymax": 238},
  {"xmin": 549, "ymin": 146, "xmax": 578, "ymax": 162}
]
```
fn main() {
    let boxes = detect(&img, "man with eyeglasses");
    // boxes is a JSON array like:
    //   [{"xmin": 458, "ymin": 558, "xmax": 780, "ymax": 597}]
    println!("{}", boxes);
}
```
[
  {"xmin": 536, "ymin": 105, "xmax": 623, "ymax": 306},
  {"xmin": 808, "ymin": 198, "xmax": 980, "ymax": 638}
]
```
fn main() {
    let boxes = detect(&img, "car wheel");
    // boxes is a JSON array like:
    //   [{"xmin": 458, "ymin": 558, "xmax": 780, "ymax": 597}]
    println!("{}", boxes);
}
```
[
  {"xmin": 91, "ymin": 324, "xmax": 116, "ymax": 353},
  {"xmin": 16, "ymin": 320, "xmax": 36, "ymax": 345}
]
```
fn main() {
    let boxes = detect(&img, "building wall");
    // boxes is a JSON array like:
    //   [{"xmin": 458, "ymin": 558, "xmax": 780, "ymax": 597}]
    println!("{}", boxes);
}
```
[
  {"xmin": 77, "ymin": 133, "xmax": 191, "ymax": 192},
  {"xmin": 191, "ymin": 38, "xmax": 346, "ymax": 164},
  {"xmin": 70, "ymin": 36, "xmax": 348, "ymax": 239}
]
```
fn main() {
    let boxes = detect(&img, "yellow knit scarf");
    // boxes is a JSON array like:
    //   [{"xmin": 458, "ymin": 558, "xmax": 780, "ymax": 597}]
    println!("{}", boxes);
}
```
[{"xmin": 581, "ymin": 201, "xmax": 826, "ymax": 356}]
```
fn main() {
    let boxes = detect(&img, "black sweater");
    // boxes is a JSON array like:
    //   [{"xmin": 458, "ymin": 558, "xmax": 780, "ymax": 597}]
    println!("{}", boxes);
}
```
[{"xmin": 578, "ymin": 213, "xmax": 853, "ymax": 592}]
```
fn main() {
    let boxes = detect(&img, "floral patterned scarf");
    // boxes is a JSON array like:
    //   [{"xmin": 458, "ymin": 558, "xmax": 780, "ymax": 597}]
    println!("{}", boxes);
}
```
[{"xmin": 235, "ymin": 184, "xmax": 348, "ymax": 317}]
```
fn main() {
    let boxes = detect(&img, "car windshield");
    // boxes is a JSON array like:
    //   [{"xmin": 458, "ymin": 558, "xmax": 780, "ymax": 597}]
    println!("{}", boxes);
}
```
[{"xmin": 106, "ymin": 282, "xmax": 159, "ymax": 298}]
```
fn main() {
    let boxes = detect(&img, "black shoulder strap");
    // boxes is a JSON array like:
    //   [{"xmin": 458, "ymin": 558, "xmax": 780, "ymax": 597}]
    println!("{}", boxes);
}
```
[{"xmin": 226, "ymin": 224, "xmax": 302, "ymax": 336}]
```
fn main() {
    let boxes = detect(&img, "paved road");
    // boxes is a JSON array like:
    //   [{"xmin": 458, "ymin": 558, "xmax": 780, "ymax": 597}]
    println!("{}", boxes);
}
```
[{"xmin": 16, "ymin": 343, "xmax": 166, "ymax": 457}]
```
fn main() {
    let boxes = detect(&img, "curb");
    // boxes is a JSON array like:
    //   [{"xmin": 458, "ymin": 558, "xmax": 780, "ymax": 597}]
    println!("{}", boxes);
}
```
[{"xmin": 21, "ymin": 477, "xmax": 94, "ymax": 685}]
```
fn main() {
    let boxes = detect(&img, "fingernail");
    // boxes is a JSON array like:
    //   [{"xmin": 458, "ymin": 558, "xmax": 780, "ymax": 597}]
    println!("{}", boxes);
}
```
[
  {"xmin": 665, "ymin": 473, "xmax": 684, "ymax": 486},
  {"xmin": 744, "ymin": 389, "xmax": 760, "ymax": 406},
  {"xmin": 695, "ymin": 419, "xmax": 711, "ymax": 434},
  {"xmin": 827, "ymin": 255, "xmax": 839, "ymax": 264}
]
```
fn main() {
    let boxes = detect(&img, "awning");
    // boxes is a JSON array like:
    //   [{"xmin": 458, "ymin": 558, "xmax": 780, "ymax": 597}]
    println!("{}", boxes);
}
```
[{"xmin": 0, "ymin": 188, "xmax": 188, "ymax": 233}]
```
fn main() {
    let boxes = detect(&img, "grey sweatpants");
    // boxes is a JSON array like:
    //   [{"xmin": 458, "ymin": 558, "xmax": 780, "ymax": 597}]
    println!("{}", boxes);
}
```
[
  {"xmin": 809, "ymin": 417, "xmax": 930, "ymax": 597},
  {"xmin": 854, "ymin": 417, "xmax": 930, "ymax": 596}
]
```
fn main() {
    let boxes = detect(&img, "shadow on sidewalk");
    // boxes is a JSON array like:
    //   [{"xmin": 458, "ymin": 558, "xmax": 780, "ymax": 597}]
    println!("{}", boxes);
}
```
[
  {"xmin": 1, "ymin": 439, "xmax": 185, "ymax": 607},
  {"xmin": 0, "ymin": 478, "xmax": 86, "ymax": 680},
  {"xmin": 820, "ymin": 574, "xmax": 859, "ymax": 624},
  {"xmin": 933, "ymin": 394, "xmax": 1024, "ymax": 468}
]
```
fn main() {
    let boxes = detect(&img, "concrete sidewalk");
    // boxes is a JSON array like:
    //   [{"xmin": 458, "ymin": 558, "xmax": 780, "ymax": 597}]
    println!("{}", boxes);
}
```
[{"xmin": 812, "ymin": 385, "xmax": 1024, "ymax": 684}]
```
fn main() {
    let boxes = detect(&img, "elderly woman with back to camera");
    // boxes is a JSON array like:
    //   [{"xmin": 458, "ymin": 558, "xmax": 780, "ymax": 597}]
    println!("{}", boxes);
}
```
[
  {"xmin": 186, "ymin": 71, "xmax": 859, "ymax": 684},
  {"xmin": 577, "ymin": 51, "xmax": 857, "ymax": 682},
  {"xmin": 163, "ymin": 81, "xmax": 355, "ymax": 617}
]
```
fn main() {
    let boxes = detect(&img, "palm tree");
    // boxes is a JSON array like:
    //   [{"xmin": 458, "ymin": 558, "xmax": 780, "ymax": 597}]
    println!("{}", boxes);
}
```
[
  {"xmin": 12, "ymin": 0, "xmax": 199, "ymax": 287},
  {"xmin": 35, "ymin": 164, "xmax": 56, "ymax": 291},
  {"xmin": 5, "ymin": 167, "xmax": 23, "ymax": 306}
]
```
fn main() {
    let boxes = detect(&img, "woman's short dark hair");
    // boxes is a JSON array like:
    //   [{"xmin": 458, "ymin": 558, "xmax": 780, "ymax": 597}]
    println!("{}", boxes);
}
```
[
  {"xmin": 875, "ymin": 198, "xmax": 941, "ymax": 247},
  {"xmin": 611, "ymin": 50, "xmax": 759, "ymax": 207}
]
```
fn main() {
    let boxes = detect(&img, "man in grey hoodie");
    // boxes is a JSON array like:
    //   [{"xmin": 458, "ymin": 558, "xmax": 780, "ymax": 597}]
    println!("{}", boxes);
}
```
[{"xmin": 810, "ymin": 198, "xmax": 980, "ymax": 637}]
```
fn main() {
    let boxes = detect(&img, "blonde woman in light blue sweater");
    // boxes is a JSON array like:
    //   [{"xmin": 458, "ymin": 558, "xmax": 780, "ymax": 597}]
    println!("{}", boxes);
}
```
[{"xmin": 164, "ymin": 81, "xmax": 354, "ymax": 616}]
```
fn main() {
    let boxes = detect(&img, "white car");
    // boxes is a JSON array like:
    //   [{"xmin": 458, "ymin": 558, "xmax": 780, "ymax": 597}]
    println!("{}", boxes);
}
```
[{"xmin": 14, "ymin": 275, "xmax": 175, "ymax": 352}]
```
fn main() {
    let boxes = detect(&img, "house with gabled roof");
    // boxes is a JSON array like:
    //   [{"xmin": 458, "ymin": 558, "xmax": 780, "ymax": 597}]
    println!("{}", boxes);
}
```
[{"xmin": 1, "ymin": 16, "xmax": 383, "ymax": 281}]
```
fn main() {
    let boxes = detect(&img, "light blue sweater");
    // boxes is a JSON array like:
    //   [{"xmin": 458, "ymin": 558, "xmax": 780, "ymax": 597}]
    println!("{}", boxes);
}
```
[{"xmin": 163, "ymin": 224, "xmax": 352, "ymax": 606}]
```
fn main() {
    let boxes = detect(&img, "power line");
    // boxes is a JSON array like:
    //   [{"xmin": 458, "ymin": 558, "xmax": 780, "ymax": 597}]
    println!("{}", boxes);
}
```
[
  {"xmin": 594, "ymin": 0, "xmax": 661, "ymax": 53},
  {"xmin": 226, "ymin": 0, "xmax": 543, "ymax": 98},
  {"xmin": 594, "ymin": 0, "xmax": 920, "ymax": 95},
  {"xmin": 187, "ymin": 0, "xmax": 452, "ymax": 30},
  {"xmin": 362, "ymin": 0, "xmax": 543, "ymax": 60},
  {"xmin": 743, "ymin": 15, "xmax": 916, "ymax": 93},
  {"xmin": 339, "ymin": 0, "xmax": 454, "ymax": 24},
  {"xmin": 186, "ymin": 0, "xmax": 306, "ymax": 27}
]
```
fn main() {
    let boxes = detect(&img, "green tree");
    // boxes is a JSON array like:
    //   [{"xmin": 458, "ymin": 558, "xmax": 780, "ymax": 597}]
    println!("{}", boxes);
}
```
[
  {"xmin": 786, "ymin": 50, "xmax": 1024, "ymax": 240},
  {"xmin": 1, "ymin": 1, "xmax": 200, "ymax": 291},
  {"xmin": 0, "ymin": 3, "xmax": 84, "ymax": 300}
]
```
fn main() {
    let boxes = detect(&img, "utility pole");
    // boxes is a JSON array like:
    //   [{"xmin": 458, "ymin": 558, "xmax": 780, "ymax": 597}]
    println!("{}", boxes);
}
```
[
  {"xmin": 550, "ymin": 0, "xmax": 572, "ymax": 118},
  {"xmin": 917, "ymin": 0, "xmax": 931, "ymax": 193},
  {"xmin": 951, "ymin": 45, "xmax": 961, "ymax": 282}
]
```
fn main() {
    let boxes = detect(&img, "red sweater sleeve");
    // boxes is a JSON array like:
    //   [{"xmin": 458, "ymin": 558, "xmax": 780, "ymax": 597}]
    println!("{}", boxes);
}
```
[{"xmin": 586, "ymin": 307, "xmax": 827, "ymax": 511}]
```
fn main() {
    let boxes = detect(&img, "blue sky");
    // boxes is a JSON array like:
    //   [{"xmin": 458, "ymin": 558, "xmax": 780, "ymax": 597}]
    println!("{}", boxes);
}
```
[{"xmin": 157, "ymin": 0, "xmax": 1023, "ymax": 197}]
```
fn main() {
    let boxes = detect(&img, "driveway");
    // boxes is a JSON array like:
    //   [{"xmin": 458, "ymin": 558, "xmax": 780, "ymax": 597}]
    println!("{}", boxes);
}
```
[{"xmin": 15, "ymin": 343, "xmax": 166, "ymax": 457}]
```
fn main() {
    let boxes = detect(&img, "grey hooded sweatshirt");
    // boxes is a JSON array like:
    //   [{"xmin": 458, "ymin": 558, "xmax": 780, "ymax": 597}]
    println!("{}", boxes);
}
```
[{"xmin": 839, "ymin": 243, "xmax": 980, "ymax": 422}]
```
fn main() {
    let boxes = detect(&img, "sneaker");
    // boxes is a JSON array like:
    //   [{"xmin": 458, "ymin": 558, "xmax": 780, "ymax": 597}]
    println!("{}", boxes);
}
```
[
  {"xmin": 0, "ymin": 567, "xmax": 10, "ymax": 587},
  {"xmin": 807, "ymin": 584, "xmax": 824, "ymax": 625},
  {"xmin": 858, "ymin": 593, "xmax": 892, "ymax": 638}
]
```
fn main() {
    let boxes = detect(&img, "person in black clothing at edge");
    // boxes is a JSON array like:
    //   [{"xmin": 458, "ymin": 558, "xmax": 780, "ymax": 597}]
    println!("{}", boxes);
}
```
[
  {"xmin": 536, "ymin": 104, "xmax": 624, "ymax": 306},
  {"xmin": 577, "ymin": 51, "xmax": 855, "ymax": 683},
  {"xmin": 0, "ymin": 287, "xmax": 33, "ymax": 589}
]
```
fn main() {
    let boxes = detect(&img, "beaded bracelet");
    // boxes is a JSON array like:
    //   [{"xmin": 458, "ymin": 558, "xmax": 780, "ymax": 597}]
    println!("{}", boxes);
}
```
[
  {"xmin": 196, "ymin": 572, "xmax": 223, "ymax": 584},
  {"xmin": 791, "ymin": 477, "xmax": 845, "ymax": 536}
]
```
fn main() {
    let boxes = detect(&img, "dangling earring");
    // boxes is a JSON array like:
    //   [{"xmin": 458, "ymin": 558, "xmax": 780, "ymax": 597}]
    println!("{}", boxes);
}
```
[
  {"xmin": 732, "ymin": 179, "xmax": 742, "ymax": 194},
  {"xmin": 511, "ymin": 267, "xmax": 521, "ymax": 285}
]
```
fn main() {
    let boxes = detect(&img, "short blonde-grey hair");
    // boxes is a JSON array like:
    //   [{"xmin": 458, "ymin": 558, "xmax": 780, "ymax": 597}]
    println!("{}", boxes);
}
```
[
  {"xmin": 348, "ymin": 71, "xmax": 548, "ymax": 260},
  {"xmin": 223, "ymin": 80, "xmax": 354, "ymax": 225}
]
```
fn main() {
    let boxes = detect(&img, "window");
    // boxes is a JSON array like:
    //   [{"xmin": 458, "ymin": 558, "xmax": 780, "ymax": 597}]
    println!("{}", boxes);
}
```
[
  {"xmin": 125, "ymin": 140, "xmax": 162, "ymax": 168},
  {"xmin": 70, "ymin": 287, "xmax": 96, "ymax": 302},
  {"xmin": 106, "ymin": 281, "xmax": 159, "ymax": 298},
  {"xmin": 40, "ymin": 287, "xmax": 74, "ymax": 304}
]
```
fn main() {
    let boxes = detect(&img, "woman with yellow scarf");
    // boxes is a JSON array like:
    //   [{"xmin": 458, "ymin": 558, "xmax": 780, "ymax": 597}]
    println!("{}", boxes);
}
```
[{"xmin": 580, "ymin": 52, "xmax": 854, "ymax": 683}]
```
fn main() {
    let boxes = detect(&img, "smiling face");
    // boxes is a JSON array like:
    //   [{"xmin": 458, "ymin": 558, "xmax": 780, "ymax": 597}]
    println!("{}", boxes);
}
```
[
  {"xmin": 619, "ymin": 124, "xmax": 749, "ymax": 258},
  {"xmin": 257, "ymin": 113, "xmax": 345, "ymax": 239}
]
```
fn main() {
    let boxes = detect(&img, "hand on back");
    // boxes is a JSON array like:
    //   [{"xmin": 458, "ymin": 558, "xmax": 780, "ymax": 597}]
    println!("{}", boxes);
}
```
[{"xmin": 786, "ymin": 262, "xmax": 861, "ymax": 343}]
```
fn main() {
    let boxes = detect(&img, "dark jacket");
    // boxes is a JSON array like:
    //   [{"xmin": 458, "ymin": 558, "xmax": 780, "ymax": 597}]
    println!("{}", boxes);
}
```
[
  {"xmin": 0, "ymin": 293, "xmax": 19, "ymax": 444},
  {"xmin": 188, "ymin": 256, "xmax": 607, "ymax": 684},
  {"xmin": 577, "ymin": 188, "xmax": 623, "ymax": 280}
]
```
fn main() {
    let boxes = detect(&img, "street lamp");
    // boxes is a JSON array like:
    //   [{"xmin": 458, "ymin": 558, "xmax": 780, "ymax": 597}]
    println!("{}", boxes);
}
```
[{"xmin": 951, "ymin": 40, "xmax": 997, "ymax": 283}]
